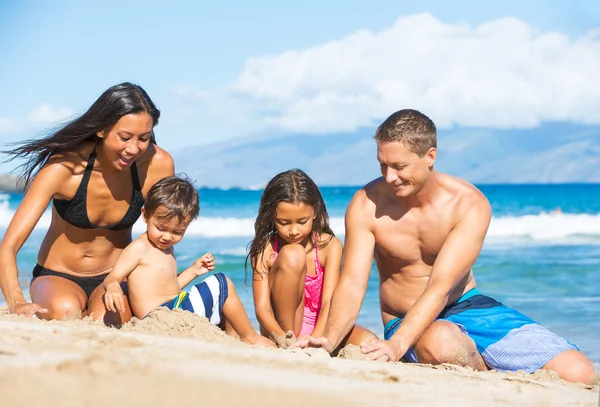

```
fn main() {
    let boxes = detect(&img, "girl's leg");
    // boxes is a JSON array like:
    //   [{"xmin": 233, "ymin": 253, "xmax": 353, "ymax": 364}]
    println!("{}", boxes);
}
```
[
  {"xmin": 268, "ymin": 244, "xmax": 307, "ymax": 335},
  {"xmin": 221, "ymin": 276, "xmax": 276, "ymax": 348},
  {"xmin": 87, "ymin": 283, "xmax": 133, "ymax": 327},
  {"xmin": 30, "ymin": 276, "xmax": 87, "ymax": 320}
]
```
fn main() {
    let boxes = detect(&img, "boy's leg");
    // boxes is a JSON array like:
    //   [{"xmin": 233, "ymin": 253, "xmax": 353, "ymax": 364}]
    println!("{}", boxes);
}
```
[{"xmin": 220, "ymin": 275, "xmax": 275, "ymax": 348}]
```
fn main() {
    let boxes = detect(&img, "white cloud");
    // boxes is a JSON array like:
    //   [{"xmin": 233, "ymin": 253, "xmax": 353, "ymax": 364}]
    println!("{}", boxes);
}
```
[
  {"xmin": 0, "ymin": 117, "xmax": 20, "ymax": 135},
  {"xmin": 27, "ymin": 103, "xmax": 73, "ymax": 127},
  {"xmin": 227, "ymin": 13, "xmax": 600, "ymax": 133}
]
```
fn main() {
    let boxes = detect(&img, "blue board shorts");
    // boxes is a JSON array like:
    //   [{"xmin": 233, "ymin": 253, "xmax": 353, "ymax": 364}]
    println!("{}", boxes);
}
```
[
  {"xmin": 154, "ymin": 273, "xmax": 229, "ymax": 325},
  {"xmin": 383, "ymin": 288, "xmax": 579, "ymax": 373}
]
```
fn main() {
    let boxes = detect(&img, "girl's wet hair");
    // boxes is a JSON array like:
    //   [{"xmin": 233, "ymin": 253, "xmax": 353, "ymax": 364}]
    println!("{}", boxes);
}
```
[
  {"xmin": 2, "ymin": 82, "xmax": 160, "ymax": 191},
  {"xmin": 245, "ymin": 169, "xmax": 333, "ymax": 285}
]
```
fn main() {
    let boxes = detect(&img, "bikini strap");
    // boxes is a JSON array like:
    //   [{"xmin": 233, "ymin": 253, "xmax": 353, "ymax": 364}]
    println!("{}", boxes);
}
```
[
  {"xmin": 130, "ymin": 161, "xmax": 141, "ymax": 190},
  {"xmin": 79, "ymin": 147, "xmax": 97, "ymax": 189}
]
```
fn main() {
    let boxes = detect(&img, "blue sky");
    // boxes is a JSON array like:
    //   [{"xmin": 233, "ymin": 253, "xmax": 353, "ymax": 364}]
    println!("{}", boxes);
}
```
[{"xmin": 0, "ymin": 1, "xmax": 599, "ymax": 172}]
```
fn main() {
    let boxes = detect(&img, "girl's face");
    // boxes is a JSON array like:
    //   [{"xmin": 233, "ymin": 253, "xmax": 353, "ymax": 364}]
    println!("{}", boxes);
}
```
[
  {"xmin": 97, "ymin": 112, "xmax": 153, "ymax": 171},
  {"xmin": 274, "ymin": 202, "xmax": 315, "ymax": 246}
]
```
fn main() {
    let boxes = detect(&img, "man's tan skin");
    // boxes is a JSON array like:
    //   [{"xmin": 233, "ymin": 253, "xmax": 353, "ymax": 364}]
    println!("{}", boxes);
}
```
[{"xmin": 296, "ymin": 109, "xmax": 596, "ymax": 385}]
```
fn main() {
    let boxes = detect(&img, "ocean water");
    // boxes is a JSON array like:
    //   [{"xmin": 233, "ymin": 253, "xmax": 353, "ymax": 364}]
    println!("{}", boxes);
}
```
[{"xmin": 0, "ymin": 184, "xmax": 599, "ymax": 367}]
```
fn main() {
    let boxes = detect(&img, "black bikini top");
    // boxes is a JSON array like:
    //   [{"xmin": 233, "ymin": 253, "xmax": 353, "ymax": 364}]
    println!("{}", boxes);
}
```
[{"xmin": 53, "ymin": 149, "xmax": 144, "ymax": 230}]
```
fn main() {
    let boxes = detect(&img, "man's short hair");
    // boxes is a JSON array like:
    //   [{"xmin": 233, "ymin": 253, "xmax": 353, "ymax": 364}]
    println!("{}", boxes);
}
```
[{"xmin": 374, "ymin": 109, "xmax": 437, "ymax": 157}]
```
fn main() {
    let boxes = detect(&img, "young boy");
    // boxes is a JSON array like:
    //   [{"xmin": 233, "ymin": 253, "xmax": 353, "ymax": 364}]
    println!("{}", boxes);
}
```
[{"xmin": 103, "ymin": 175, "xmax": 275, "ymax": 348}]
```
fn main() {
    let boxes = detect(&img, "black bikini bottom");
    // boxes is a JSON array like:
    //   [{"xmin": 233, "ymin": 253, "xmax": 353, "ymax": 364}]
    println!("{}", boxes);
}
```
[{"xmin": 31, "ymin": 264, "xmax": 107, "ymax": 299}]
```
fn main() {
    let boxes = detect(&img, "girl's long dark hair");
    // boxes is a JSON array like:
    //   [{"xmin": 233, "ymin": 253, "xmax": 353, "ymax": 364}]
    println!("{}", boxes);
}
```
[
  {"xmin": 2, "ymin": 82, "xmax": 160, "ymax": 191},
  {"xmin": 245, "ymin": 168, "xmax": 334, "ymax": 285}
]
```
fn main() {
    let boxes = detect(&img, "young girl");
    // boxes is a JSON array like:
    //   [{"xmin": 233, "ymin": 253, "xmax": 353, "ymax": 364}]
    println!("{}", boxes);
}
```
[{"xmin": 246, "ymin": 169, "xmax": 377, "ymax": 349}]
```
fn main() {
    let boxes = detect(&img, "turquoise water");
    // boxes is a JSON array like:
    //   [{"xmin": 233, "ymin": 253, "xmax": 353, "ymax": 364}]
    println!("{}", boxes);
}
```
[{"xmin": 1, "ymin": 184, "xmax": 599, "ymax": 366}]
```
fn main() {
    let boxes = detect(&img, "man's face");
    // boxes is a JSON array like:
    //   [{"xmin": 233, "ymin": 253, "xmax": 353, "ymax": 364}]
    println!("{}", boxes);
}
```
[{"xmin": 377, "ymin": 141, "xmax": 436, "ymax": 197}]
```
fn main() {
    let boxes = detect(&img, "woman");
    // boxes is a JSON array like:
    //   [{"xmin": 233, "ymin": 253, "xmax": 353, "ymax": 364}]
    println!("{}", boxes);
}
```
[{"xmin": 0, "ymin": 82, "xmax": 174, "ymax": 325}]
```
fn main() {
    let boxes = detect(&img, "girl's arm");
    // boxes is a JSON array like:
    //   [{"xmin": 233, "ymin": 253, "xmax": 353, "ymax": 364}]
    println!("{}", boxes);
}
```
[
  {"xmin": 252, "ymin": 251, "xmax": 287, "ymax": 341},
  {"xmin": 0, "ymin": 163, "xmax": 67, "ymax": 316},
  {"xmin": 311, "ymin": 236, "xmax": 343, "ymax": 338}
]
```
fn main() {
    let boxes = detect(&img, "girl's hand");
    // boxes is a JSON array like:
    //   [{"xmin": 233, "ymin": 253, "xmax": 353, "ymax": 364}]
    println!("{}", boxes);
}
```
[
  {"xmin": 272, "ymin": 330, "xmax": 297, "ymax": 349},
  {"xmin": 193, "ymin": 253, "xmax": 216, "ymax": 276}
]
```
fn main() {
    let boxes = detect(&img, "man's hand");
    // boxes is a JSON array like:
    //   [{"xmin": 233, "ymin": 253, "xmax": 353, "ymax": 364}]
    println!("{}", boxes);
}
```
[
  {"xmin": 193, "ymin": 253, "xmax": 215, "ymax": 276},
  {"xmin": 360, "ymin": 339, "xmax": 406, "ymax": 363},
  {"xmin": 104, "ymin": 283, "xmax": 126, "ymax": 313},
  {"xmin": 10, "ymin": 302, "xmax": 48, "ymax": 318},
  {"xmin": 293, "ymin": 336, "xmax": 336, "ymax": 354}
]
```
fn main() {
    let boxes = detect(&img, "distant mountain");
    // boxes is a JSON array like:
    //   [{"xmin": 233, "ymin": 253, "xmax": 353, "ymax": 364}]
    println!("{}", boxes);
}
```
[{"xmin": 172, "ymin": 122, "xmax": 600, "ymax": 188}]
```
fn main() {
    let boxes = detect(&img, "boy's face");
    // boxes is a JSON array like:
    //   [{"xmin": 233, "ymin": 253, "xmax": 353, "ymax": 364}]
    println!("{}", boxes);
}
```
[{"xmin": 144, "ymin": 211, "xmax": 191, "ymax": 250}]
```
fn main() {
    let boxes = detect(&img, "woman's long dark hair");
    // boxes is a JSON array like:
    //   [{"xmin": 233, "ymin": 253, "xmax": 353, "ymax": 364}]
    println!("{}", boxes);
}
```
[
  {"xmin": 2, "ymin": 82, "xmax": 160, "ymax": 191},
  {"xmin": 245, "ymin": 169, "xmax": 334, "ymax": 285}
]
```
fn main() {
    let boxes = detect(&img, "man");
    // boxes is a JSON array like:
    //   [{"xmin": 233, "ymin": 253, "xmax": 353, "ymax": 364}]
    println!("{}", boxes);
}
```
[{"xmin": 297, "ymin": 109, "xmax": 595, "ymax": 384}]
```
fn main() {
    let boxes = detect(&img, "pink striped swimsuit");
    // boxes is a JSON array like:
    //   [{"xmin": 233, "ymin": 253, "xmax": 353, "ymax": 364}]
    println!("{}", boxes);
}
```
[{"xmin": 273, "ymin": 235, "xmax": 325, "ymax": 336}]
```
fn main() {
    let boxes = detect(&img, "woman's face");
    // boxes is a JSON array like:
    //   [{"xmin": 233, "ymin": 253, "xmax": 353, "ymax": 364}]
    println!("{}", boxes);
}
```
[{"xmin": 98, "ymin": 112, "xmax": 153, "ymax": 170}]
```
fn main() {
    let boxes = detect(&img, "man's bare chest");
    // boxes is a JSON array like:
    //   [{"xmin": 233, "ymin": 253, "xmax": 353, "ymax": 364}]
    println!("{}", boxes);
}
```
[{"xmin": 373, "ymin": 211, "xmax": 453, "ymax": 266}]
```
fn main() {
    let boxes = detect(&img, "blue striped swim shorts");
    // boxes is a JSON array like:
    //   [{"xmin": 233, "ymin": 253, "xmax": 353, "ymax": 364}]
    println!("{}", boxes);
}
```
[
  {"xmin": 158, "ymin": 273, "xmax": 229, "ymax": 325},
  {"xmin": 383, "ymin": 288, "xmax": 579, "ymax": 372}
]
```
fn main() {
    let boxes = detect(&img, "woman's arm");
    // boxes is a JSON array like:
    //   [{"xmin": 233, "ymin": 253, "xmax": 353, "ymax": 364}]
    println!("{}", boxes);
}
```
[
  {"xmin": 311, "ymin": 236, "xmax": 342, "ymax": 338},
  {"xmin": 0, "ymin": 163, "xmax": 66, "ymax": 315}
]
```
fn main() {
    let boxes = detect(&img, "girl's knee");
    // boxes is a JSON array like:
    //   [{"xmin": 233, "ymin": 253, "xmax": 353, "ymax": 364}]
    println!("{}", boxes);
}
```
[{"xmin": 277, "ymin": 244, "xmax": 307, "ymax": 270}]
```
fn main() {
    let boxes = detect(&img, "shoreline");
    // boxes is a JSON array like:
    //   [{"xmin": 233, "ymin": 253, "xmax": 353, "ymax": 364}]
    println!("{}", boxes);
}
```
[{"xmin": 0, "ymin": 308, "xmax": 597, "ymax": 407}]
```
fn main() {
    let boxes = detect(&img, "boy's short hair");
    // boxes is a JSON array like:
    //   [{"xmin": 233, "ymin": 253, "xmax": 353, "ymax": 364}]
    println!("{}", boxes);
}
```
[{"xmin": 144, "ymin": 175, "xmax": 199, "ymax": 224}]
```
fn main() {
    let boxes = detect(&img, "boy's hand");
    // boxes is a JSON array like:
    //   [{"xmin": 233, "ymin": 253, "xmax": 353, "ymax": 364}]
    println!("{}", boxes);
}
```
[
  {"xmin": 104, "ymin": 283, "xmax": 126, "ymax": 313},
  {"xmin": 193, "ymin": 253, "xmax": 215, "ymax": 276}
]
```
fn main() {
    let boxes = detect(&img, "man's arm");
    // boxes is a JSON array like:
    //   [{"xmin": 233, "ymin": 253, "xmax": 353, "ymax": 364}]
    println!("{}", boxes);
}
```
[
  {"xmin": 378, "ymin": 194, "xmax": 492, "ymax": 360},
  {"xmin": 319, "ymin": 190, "xmax": 376, "ymax": 351},
  {"xmin": 102, "ymin": 241, "xmax": 144, "ymax": 313}
]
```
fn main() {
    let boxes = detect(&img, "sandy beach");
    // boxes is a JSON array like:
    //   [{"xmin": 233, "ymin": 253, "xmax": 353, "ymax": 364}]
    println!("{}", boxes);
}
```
[{"xmin": 0, "ymin": 307, "xmax": 597, "ymax": 407}]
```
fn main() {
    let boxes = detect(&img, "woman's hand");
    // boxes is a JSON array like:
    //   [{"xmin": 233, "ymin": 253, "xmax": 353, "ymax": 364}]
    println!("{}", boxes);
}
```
[{"xmin": 10, "ymin": 302, "xmax": 48, "ymax": 317}]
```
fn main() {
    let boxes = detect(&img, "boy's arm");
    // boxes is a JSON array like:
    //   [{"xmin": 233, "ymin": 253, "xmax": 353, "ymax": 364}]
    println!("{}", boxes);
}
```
[
  {"xmin": 177, "ymin": 253, "xmax": 215, "ymax": 289},
  {"xmin": 102, "ymin": 241, "xmax": 144, "ymax": 313},
  {"xmin": 310, "ymin": 237, "xmax": 342, "ymax": 338}
]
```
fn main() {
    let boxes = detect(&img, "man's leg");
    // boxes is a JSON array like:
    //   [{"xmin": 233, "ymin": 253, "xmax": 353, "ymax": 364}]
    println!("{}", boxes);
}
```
[
  {"xmin": 542, "ymin": 350, "xmax": 596, "ymax": 385},
  {"xmin": 413, "ymin": 320, "xmax": 488, "ymax": 371}
]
